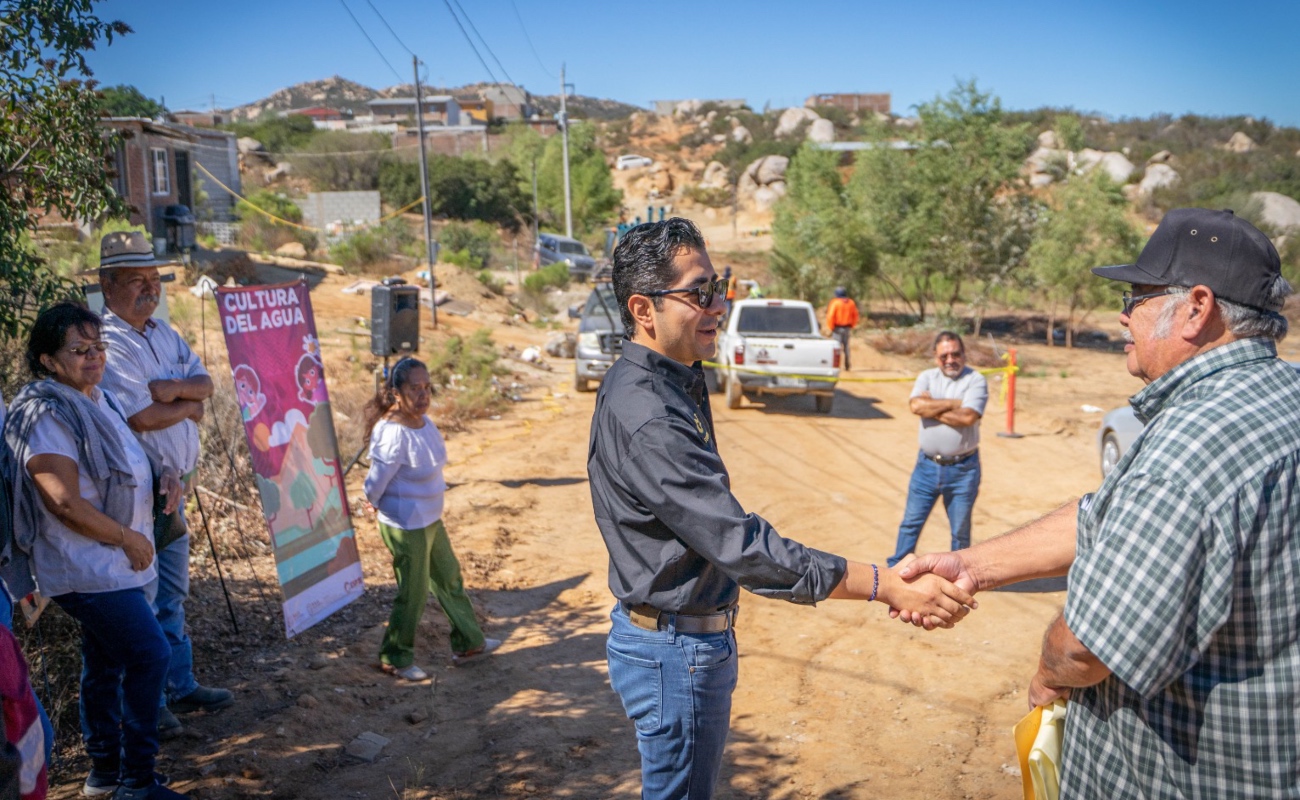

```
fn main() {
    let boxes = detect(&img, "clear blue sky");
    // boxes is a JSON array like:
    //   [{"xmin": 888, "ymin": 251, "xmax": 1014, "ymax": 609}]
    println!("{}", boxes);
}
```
[{"xmin": 87, "ymin": 0, "xmax": 1300, "ymax": 126}]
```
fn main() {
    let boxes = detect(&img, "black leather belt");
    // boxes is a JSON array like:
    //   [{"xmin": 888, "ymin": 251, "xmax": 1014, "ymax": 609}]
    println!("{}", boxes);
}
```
[
  {"xmin": 923, "ymin": 449, "xmax": 977, "ymax": 466},
  {"xmin": 623, "ymin": 603, "xmax": 738, "ymax": 634}
]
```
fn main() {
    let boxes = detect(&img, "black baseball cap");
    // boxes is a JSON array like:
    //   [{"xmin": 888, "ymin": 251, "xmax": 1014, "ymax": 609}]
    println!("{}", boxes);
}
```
[{"xmin": 1092, "ymin": 208, "xmax": 1283, "ymax": 311}]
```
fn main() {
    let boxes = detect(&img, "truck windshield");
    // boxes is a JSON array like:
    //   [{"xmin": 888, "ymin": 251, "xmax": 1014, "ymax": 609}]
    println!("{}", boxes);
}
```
[
  {"xmin": 557, "ymin": 241, "xmax": 589, "ymax": 256},
  {"xmin": 735, "ymin": 306, "xmax": 813, "ymax": 335}
]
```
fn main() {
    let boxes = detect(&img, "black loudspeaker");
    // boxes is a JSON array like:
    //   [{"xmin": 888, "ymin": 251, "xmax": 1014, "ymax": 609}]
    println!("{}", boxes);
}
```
[{"xmin": 371, "ymin": 278, "xmax": 420, "ymax": 356}]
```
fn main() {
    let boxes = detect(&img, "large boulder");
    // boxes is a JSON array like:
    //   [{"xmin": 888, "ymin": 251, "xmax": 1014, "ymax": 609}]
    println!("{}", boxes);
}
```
[
  {"xmin": 1029, "ymin": 173, "xmax": 1055, "ymax": 189},
  {"xmin": 237, "ymin": 136, "xmax": 265, "ymax": 155},
  {"xmin": 647, "ymin": 164, "xmax": 674, "ymax": 194},
  {"xmin": 1148, "ymin": 149, "xmax": 1173, "ymax": 164},
  {"xmin": 1027, "ymin": 147, "xmax": 1072, "ymax": 174},
  {"xmin": 1037, "ymin": 130, "xmax": 1062, "ymax": 149},
  {"xmin": 700, "ymin": 161, "xmax": 729, "ymax": 190},
  {"xmin": 1250, "ymin": 191, "xmax": 1300, "ymax": 233},
  {"xmin": 1073, "ymin": 148, "xmax": 1104, "ymax": 173},
  {"xmin": 807, "ymin": 118, "xmax": 835, "ymax": 144},
  {"xmin": 1138, "ymin": 163, "xmax": 1180, "ymax": 197},
  {"xmin": 674, "ymin": 99, "xmax": 703, "ymax": 118},
  {"xmin": 754, "ymin": 154, "xmax": 789, "ymax": 185},
  {"xmin": 1224, "ymin": 131, "xmax": 1257, "ymax": 153},
  {"xmin": 275, "ymin": 241, "xmax": 307, "ymax": 259},
  {"xmin": 731, "ymin": 124, "xmax": 752, "ymax": 144},
  {"xmin": 775, "ymin": 107, "xmax": 820, "ymax": 138},
  {"xmin": 1098, "ymin": 152, "xmax": 1136, "ymax": 183},
  {"xmin": 753, "ymin": 186, "xmax": 781, "ymax": 211}
]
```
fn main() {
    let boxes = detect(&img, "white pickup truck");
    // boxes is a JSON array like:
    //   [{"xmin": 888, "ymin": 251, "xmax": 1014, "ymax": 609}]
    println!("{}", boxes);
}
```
[{"xmin": 713, "ymin": 298, "xmax": 841, "ymax": 413}]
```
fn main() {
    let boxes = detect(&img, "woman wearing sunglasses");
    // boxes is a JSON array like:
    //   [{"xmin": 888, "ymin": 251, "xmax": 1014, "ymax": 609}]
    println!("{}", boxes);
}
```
[{"xmin": 2, "ymin": 302, "xmax": 186, "ymax": 800}]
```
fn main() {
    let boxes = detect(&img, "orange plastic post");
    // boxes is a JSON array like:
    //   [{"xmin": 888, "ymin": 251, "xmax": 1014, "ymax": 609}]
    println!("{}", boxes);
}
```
[{"xmin": 997, "ymin": 348, "xmax": 1024, "ymax": 439}]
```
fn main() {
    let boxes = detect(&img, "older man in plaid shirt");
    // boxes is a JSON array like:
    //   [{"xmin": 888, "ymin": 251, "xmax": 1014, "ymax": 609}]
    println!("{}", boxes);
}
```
[{"xmin": 900, "ymin": 208, "xmax": 1300, "ymax": 796}]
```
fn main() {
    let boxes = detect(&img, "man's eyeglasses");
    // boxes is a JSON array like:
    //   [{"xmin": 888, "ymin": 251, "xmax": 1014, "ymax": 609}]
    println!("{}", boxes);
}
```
[
  {"xmin": 1121, "ymin": 289, "xmax": 1174, "ymax": 316},
  {"xmin": 63, "ymin": 341, "xmax": 108, "ymax": 357},
  {"xmin": 642, "ymin": 277, "xmax": 728, "ymax": 309}
]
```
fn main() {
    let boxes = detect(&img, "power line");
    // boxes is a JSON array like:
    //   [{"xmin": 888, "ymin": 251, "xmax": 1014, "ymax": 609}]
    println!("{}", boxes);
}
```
[
  {"xmin": 450, "ymin": 0, "xmax": 517, "ymax": 87},
  {"xmin": 338, "ymin": 0, "xmax": 404, "ymax": 84},
  {"xmin": 509, "ymin": 0, "xmax": 555, "ymax": 80},
  {"xmin": 364, "ymin": 0, "xmax": 416, "ymax": 60},
  {"xmin": 440, "ymin": 0, "xmax": 501, "ymax": 88}
]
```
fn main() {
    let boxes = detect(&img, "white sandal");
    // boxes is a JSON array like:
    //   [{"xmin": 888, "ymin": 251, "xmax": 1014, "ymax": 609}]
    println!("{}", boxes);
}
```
[{"xmin": 383, "ymin": 663, "xmax": 429, "ymax": 681}]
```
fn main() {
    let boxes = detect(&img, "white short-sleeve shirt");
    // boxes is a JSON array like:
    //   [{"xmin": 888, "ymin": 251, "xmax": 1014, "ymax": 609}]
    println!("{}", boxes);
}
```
[{"xmin": 25, "ymin": 388, "xmax": 156, "ymax": 596}]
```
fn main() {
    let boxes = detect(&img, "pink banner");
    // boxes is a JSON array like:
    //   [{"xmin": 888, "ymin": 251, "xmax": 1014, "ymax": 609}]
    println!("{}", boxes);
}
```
[{"xmin": 216, "ymin": 280, "xmax": 363, "ymax": 637}]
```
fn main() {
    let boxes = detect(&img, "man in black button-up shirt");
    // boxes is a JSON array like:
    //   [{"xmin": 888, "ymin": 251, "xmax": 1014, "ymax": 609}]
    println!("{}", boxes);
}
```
[{"xmin": 589, "ymin": 218, "xmax": 973, "ymax": 800}]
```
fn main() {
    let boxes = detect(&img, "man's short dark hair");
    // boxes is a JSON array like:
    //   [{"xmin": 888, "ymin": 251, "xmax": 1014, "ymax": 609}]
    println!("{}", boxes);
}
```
[
  {"xmin": 934, "ymin": 331, "xmax": 964, "ymax": 353},
  {"xmin": 612, "ymin": 218, "xmax": 707, "ymax": 333}
]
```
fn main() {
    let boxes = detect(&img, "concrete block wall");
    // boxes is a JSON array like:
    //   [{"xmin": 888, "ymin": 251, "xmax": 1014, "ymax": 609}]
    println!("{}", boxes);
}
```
[{"xmin": 300, "ymin": 191, "xmax": 381, "ymax": 228}]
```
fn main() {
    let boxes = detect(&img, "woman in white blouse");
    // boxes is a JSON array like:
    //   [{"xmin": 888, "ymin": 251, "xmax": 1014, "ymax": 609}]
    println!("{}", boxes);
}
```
[{"xmin": 363, "ymin": 358, "xmax": 500, "ymax": 680}]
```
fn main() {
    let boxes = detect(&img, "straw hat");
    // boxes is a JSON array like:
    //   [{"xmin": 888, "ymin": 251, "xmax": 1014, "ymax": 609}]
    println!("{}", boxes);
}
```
[{"xmin": 99, "ymin": 231, "xmax": 180, "ymax": 269}]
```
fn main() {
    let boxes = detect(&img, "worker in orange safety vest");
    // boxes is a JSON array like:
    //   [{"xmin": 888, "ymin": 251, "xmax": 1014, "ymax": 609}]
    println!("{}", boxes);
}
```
[{"xmin": 823, "ymin": 287, "xmax": 861, "ymax": 371}]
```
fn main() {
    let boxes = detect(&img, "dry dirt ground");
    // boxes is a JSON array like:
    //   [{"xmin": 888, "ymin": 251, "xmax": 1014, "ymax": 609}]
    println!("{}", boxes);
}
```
[{"xmin": 43, "ymin": 271, "xmax": 1300, "ymax": 799}]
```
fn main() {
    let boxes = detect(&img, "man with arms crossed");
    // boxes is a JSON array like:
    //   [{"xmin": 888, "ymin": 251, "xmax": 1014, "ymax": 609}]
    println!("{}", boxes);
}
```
[
  {"xmin": 588, "ymin": 218, "xmax": 974, "ymax": 800},
  {"xmin": 97, "ymin": 232, "xmax": 234, "ymax": 739},
  {"xmin": 886, "ymin": 332, "xmax": 987, "ymax": 567},
  {"xmin": 901, "ymin": 208, "xmax": 1300, "ymax": 796}
]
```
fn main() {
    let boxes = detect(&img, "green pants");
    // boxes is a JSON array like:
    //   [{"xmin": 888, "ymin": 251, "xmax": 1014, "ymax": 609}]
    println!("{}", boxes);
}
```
[{"xmin": 378, "ymin": 519, "xmax": 485, "ymax": 668}]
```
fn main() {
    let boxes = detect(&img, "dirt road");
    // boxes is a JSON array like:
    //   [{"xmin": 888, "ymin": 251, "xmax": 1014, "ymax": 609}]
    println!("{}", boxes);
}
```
[{"xmin": 49, "ymin": 315, "xmax": 1209, "ymax": 799}]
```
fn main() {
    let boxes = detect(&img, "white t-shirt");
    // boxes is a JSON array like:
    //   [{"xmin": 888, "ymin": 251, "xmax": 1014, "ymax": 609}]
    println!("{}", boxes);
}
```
[
  {"xmin": 24, "ymin": 388, "xmax": 156, "ymax": 596},
  {"xmin": 364, "ymin": 417, "xmax": 448, "ymax": 530}
]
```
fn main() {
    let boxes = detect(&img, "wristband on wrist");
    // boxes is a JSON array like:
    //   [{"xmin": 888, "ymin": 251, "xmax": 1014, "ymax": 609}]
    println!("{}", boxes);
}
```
[{"xmin": 868, "ymin": 563, "xmax": 879, "ymax": 602}]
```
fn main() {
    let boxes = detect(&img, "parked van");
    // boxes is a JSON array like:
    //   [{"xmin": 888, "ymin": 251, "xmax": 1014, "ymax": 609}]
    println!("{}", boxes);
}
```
[{"xmin": 536, "ymin": 232, "xmax": 597, "ymax": 281}]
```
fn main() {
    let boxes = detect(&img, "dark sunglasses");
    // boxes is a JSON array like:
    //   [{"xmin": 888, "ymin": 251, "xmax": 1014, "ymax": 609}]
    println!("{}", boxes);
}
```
[
  {"xmin": 1121, "ymin": 289, "xmax": 1174, "ymax": 316},
  {"xmin": 642, "ymin": 277, "xmax": 728, "ymax": 309},
  {"xmin": 63, "ymin": 341, "xmax": 109, "ymax": 357}
]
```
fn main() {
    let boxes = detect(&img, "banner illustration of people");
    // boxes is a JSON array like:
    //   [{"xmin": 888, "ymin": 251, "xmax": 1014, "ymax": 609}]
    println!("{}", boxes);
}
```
[{"xmin": 217, "ymin": 280, "xmax": 364, "ymax": 637}]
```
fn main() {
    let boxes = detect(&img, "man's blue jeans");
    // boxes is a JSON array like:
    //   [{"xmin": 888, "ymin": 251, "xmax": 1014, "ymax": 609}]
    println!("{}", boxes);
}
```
[
  {"xmin": 607, "ymin": 605, "xmax": 738, "ymax": 800},
  {"xmin": 887, "ymin": 451, "xmax": 981, "ymax": 567},
  {"xmin": 143, "ymin": 533, "xmax": 197, "ymax": 704},
  {"xmin": 53, "ymin": 587, "xmax": 169, "ymax": 790}
]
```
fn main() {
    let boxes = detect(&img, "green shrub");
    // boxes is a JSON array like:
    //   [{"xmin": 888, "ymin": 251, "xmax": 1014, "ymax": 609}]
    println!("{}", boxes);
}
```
[
  {"xmin": 378, "ymin": 155, "xmax": 528, "ymax": 229},
  {"xmin": 439, "ymin": 220, "xmax": 496, "ymax": 267},
  {"xmin": 38, "ymin": 219, "xmax": 149, "ymax": 278},
  {"xmin": 522, "ymin": 262, "xmax": 569, "ymax": 295},
  {"xmin": 236, "ymin": 190, "xmax": 316, "ymax": 253},
  {"xmin": 685, "ymin": 185, "xmax": 733, "ymax": 208},
  {"xmin": 442, "ymin": 248, "xmax": 478, "ymax": 269},
  {"xmin": 329, "ymin": 220, "xmax": 414, "ymax": 270}
]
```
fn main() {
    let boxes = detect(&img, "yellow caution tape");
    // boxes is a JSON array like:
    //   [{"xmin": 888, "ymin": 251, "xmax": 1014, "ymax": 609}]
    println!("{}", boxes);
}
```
[{"xmin": 701, "ymin": 361, "xmax": 1019, "ymax": 384}]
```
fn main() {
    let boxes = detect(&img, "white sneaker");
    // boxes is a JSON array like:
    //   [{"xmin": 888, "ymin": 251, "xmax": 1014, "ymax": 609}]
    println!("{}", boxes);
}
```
[
  {"xmin": 451, "ymin": 637, "xmax": 502, "ymax": 666},
  {"xmin": 385, "ymin": 664, "xmax": 429, "ymax": 681}
]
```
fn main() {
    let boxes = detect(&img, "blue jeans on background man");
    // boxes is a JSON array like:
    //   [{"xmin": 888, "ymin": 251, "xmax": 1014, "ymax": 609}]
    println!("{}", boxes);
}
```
[
  {"xmin": 606, "ymin": 605, "xmax": 739, "ymax": 800},
  {"xmin": 143, "ymin": 534, "xmax": 197, "ymax": 705},
  {"xmin": 53, "ymin": 587, "xmax": 169, "ymax": 792},
  {"xmin": 887, "ymin": 451, "xmax": 981, "ymax": 567}
]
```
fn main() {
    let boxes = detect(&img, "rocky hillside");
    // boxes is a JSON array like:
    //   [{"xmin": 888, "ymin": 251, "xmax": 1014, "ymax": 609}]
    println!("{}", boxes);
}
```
[{"xmin": 227, "ymin": 77, "xmax": 641, "ymax": 121}]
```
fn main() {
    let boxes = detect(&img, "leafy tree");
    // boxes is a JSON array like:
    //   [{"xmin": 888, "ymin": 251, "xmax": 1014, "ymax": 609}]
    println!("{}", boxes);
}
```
[
  {"xmin": 379, "ymin": 154, "xmax": 528, "ymax": 230},
  {"xmin": 1055, "ymin": 114, "xmax": 1086, "ymax": 151},
  {"xmin": 97, "ymin": 83, "xmax": 163, "ymax": 118},
  {"xmin": 769, "ymin": 143, "xmax": 876, "ymax": 305},
  {"xmin": 287, "ymin": 130, "xmax": 389, "ymax": 192},
  {"xmin": 850, "ymin": 80, "xmax": 1036, "ymax": 324},
  {"xmin": 1026, "ymin": 171, "xmax": 1141, "ymax": 347},
  {"xmin": 501, "ymin": 122, "xmax": 620, "ymax": 234},
  {"xmin": 1, "ymin": 0, "xmax": 131, "ymax": 344}
]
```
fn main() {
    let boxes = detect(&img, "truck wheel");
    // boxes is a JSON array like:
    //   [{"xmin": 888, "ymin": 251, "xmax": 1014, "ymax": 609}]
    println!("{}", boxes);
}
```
[
  {"xmin": 814, "ymin": 393, "xmax": 834, "ymax": 414},
  {"xmin": 575, "ymin": 372, "xmax": 592, "ymax": 393},
  {"xmin": 726, "ymin": 374, "xmax": 743, "ymax": 409}
]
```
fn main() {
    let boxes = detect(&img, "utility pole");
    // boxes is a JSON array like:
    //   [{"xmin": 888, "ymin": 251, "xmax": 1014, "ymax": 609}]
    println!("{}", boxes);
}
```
[
  {"xmin": 413, "ymin": 55, "xmax": 438, "ymax": 329},
  {"xmin": 559, "ymin": 63, "xmax": 573, "ymax": 239},
  {"xmin": 531, "ymin": 154, "xmax": 539, "ymax": 262}
]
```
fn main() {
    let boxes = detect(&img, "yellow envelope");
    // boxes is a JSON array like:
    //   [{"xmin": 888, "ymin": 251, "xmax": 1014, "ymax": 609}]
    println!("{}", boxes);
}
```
[{"xmin": 1013, "ymin": 699, "xmax": 1067, "ymax": 800}]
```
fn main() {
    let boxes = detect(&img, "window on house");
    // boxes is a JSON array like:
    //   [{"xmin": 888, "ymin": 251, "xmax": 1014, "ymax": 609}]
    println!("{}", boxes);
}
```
[{"xmin": 151, "ymin": 148, "xmax": 170, "ymax": 195}]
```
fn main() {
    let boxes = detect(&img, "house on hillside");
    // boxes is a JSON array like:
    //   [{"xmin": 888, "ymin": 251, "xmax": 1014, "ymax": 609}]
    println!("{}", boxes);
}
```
[
  {"xmin": 805, "ymin": 93, "xmax": 891, "ymax": 115},
  {"xmin": 367, "ymin": 96, "xmax": 460, "ymax": 126},
  {"xmin": 99, "ymin": 118, "xmax": 242, "ymax": 236},
  {"xmin": 456, "ymin": 93, "xmax": 492, "ymax": 124},
  {"xmin": 282, "ymin": 106, "xmax": 355, "ymax": 130},
  {"xmin": 480, "ymin": 85, "xmax": 534, "ymax": 121},
  {"xmin": 172, "ymin": 109, "xmax": 228, "ymax": 127}
]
